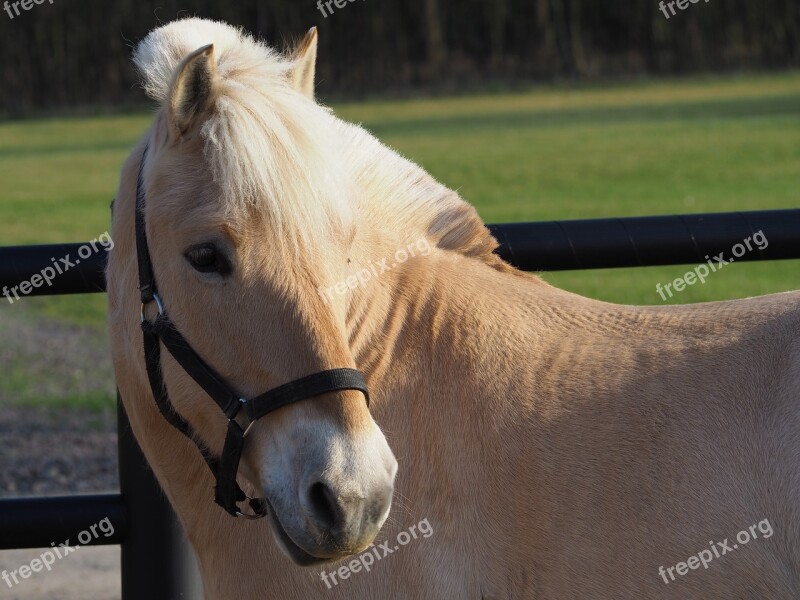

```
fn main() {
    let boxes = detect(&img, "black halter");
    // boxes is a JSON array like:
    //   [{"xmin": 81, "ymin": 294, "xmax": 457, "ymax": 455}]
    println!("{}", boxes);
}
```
[{"xmin": 135, "ymin": 146, "xmax": 370, "ymax": 518}]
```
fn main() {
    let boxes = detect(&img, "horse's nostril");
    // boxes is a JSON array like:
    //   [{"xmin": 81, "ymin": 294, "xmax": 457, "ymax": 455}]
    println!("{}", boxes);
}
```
[{"xmin": 307, "ymin": 481, "xmax": 340, "ymax": 529}]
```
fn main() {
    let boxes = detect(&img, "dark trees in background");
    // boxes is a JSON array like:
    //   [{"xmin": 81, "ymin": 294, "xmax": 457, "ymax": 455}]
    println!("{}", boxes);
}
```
[{"xmin": 0, "ymin": 0, "xmax": 798, "ymax": 115}]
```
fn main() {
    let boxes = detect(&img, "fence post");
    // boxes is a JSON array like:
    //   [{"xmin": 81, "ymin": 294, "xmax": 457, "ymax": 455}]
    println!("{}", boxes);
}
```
[{"xmin": 117, "ymin": 395, "xmax": 203, "ymax": 599}]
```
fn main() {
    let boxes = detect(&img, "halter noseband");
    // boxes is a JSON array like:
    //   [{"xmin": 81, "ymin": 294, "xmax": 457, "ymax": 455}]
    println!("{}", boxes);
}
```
[{"xmin": 134, "ymin": 145, "xmax": 370, "ymax": 518}]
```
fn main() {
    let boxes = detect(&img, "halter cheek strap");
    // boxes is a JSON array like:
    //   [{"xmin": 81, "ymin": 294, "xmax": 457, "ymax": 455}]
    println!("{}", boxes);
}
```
[{"xmin": 134, "ymin": 145, "xmax": 370, "ymax": 518}]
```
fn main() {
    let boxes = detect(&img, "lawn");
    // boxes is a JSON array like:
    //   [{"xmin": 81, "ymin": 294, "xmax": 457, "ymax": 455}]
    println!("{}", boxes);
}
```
[{"xmin": 1, "ymin": 73, "xmax": 799, "ymax": 407}]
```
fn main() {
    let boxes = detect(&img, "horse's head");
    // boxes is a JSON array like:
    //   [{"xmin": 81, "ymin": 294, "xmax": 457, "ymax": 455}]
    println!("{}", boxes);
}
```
[{"xmin": 115, "ymin": 20, "xmax": 397, "ymax": 565}]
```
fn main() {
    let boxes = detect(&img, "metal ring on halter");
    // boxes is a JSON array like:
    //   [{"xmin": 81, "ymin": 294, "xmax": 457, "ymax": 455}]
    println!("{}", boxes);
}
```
[
  {"xmin": 235, "ymin": 497, "xmax": 267, "ymax": 519},
  {"xmin": 140, "ymin": 293, "xmax": 166, "ymax": 323},
  {"xmin": 229, "ymin": 399, "xmax": 257, "ymax": 438}
]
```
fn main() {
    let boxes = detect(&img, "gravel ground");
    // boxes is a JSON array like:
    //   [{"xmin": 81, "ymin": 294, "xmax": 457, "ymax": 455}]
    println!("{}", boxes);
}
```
[{"xmin": 0, "ymin": 407, "xmax": 118, "ymax": 498}]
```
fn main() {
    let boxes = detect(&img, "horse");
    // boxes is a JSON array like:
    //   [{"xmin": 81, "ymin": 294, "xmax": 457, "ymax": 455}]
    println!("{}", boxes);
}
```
[{"xmin": 107, "ymin": 18, "xmax": 800, "ymax": 599}]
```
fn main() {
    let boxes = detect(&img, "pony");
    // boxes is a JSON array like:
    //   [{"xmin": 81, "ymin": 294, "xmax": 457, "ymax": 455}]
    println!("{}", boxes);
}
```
[{"xmin": 107, "ymin": 18, "xmax": 800, "ymax": 599}]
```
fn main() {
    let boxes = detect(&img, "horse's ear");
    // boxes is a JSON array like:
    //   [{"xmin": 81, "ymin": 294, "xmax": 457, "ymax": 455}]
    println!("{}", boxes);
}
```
[
  {"xmin": 168, "ymin": 44, "xmax": 218, "ymax": 136},
  {"xmin": 290, "ymin": 27, "xmax": 318, "ymax": 99}
]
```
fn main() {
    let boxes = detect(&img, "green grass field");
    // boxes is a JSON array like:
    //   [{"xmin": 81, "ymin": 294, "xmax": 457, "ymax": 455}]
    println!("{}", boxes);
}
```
[{"xmin": 2, "ymin": 73, "xmax": 799, "ymax": 407}]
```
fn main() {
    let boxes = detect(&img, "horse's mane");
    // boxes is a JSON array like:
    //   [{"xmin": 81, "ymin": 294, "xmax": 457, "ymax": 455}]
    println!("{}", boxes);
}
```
[
  {"xmin": 334, "ymin": 119, "xmax": 519, "ymax": 274},
  {"xmin": 133, "ymin": 18, "xmax": 514, "ymax": 273},
  {"xmin": 133, "ymin": 18, "xmax": 352, "ymax": 247}
]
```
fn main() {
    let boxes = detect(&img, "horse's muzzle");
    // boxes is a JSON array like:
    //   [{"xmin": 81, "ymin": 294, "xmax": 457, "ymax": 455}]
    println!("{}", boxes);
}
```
[{"xmin": 302, "ymin": 477, "xmax": 395, "ymax": 553}]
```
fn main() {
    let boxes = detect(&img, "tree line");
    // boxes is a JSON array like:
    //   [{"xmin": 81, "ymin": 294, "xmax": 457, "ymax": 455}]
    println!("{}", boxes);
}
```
[{"xmin": 0, "ymin": 0, "xmax": 798, "ymax": 115}]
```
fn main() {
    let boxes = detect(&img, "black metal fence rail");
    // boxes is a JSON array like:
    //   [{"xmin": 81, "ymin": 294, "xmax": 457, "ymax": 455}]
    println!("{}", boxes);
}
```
[
  {"xmin": 1, "ymin": 210, "xmax": 799, "ymax": 299},
  {"xmin": 0, "ymin": 494, "xmax": 127, "ymax": 549},
  {"xmin": 489, "ymin": 208, "xmax": 800, "ymax": 271},
  {"xmin": 0, "ymin": 208, "xmax": 798, "ymax": 598}
]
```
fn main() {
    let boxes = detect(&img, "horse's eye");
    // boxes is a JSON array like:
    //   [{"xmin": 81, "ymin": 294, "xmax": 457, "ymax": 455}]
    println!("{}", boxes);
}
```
[{"xmin": 184, "ymin": 244, "xmax": 231, "ymax": 275}]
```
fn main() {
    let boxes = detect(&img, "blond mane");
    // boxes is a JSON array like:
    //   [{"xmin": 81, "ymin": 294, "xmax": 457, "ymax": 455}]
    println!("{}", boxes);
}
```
[
  {"xmin": 133, "ymin": 18, "xmax": 352, "ymax": 248},
  {"xmin": 134, "ymin": 18, "xmax": 510, "ymax": 271},
  {"xmin": 331, "ymin": 118, "xmax": 518, "ymax": 273}
]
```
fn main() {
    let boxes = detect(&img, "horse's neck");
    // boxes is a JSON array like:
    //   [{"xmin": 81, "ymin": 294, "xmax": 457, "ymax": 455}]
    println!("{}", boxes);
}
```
[{"xmin": 346, "ymin": 249, "xmax": 547, "ymax": 444}]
